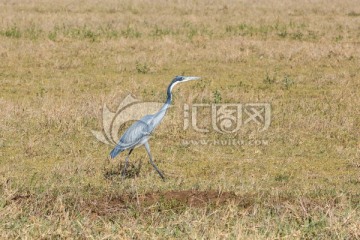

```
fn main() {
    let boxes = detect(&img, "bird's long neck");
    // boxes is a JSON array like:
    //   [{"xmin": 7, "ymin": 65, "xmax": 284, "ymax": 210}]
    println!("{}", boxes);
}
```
[
  {"xmin": 159, "ymin": 80, "xmax": 175, "ymax": 114},
  {"xmin": 150, "ymin": 80, "xmax": 177, "ymax": 128}
]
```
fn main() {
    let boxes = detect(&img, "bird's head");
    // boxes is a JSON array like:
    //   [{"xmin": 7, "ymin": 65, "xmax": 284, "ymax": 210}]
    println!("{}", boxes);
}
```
[
  {"xmin": 173, "ymin": 76, "xmax": 201, "ymax": 83},
  {"xmin": 169, "ymin": 76, "xmax": 201, "ymax": 92}
]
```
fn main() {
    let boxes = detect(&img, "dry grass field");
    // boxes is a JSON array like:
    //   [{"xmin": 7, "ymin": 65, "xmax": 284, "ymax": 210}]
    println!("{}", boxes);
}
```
[{"xmin": 1, "ymin": 0, "xmax": 360, "ymax": 239}]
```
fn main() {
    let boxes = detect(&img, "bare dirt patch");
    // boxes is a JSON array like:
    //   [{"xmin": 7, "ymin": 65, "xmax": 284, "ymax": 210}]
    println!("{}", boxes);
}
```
[{"xmin": 86, "ymin": 190, "xmax": 254, "ymax": 216}]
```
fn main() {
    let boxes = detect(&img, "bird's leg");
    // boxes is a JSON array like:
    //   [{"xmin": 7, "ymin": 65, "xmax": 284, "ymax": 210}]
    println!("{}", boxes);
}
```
[
  {"xmin": 144, "ymin": 142, "xmax": 165, "ymax": 181},
  {"xmin": 121, "ymin": 149, "xmax": 133, "ymax": 178}
]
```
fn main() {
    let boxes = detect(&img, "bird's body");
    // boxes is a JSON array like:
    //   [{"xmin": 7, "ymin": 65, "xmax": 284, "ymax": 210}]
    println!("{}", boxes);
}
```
[
  {"xmin": 109, "ymin": 76, "xmax": 200, "ymax": 180},
  {"xmin": 109, "ymin": 114, "xmax": 153, "ymax": 158}
]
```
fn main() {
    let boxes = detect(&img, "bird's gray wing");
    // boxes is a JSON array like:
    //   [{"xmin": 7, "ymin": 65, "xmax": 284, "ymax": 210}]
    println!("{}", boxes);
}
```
[{"xmin": 116, "ymin": 114, "xmax": 154, "ymax": 150}]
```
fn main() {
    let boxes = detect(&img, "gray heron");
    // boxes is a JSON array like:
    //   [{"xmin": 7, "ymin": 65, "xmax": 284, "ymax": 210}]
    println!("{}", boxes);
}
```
[{"xmin": 109, "ymin": 76, "xmax": 201, "ymax": 180}]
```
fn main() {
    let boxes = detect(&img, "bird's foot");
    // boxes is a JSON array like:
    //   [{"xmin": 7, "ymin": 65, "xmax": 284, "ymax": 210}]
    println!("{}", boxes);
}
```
[{"xmin": 158, "ymin": 171, "xmax": 165, "ymax": 181}]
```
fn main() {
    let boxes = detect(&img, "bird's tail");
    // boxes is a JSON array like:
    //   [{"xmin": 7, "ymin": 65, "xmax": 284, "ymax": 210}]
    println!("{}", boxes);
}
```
[{"xmin": 109, "ymin": 145, "xmax": 124, "ymax": 159}]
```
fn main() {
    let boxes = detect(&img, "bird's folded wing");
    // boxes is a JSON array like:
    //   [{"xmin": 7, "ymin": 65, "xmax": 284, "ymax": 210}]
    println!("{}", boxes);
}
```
[{"xmin": 116, "ymin": 117, "xmax": 153, "ymax": 149}]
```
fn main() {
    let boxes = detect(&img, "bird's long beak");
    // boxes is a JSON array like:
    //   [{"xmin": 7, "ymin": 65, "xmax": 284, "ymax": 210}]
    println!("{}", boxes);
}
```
[{"xmin": 184, "ymin": 76, "xmax": 201, "ymax": 81}]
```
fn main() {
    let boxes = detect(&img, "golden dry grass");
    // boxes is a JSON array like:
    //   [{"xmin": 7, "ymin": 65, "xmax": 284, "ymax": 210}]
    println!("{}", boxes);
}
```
[{"xmin": 0, "ymin": 0, "xmax": 360, "ymax": 239}]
